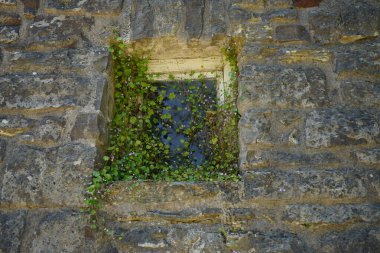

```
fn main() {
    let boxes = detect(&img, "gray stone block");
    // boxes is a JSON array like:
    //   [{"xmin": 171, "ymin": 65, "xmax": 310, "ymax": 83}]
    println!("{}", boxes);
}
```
[
  {"xmin": 5, "ymin": 48, "xmax": 109, "ymax": 73},
  {"xmin": 243, "ymin": 168, "xmax": 375, "ymax": 200},
  {"xmin": 0, "ymin": 139, "xmax": 6, "ymax": 163},
  {"xmin": 339, "ymin": 81, "xmax": 380, "ymax": 108},
  {"xmin": 275, "ymin": 25, "xmax": 310, "ymax": 42},
  {"xmin": 0, "ymin": 74, "xmax": 99, "ymax": 109},
  {"xmin": 305, "ymin": 109, "xmax": 380, "ymax": 148},
  {"xmin": 283, "ymin": 204, "xmax": 380, "ymax": 224},
  {"xmin": 0, "ymin": 143, "xmax": 97, "ymax": 206},
  {"xmin": 71, "ymin": 112, "xmax": 106, "ymax": 145},
  {"xmin": 0, "ymin": 210, "xmax": 27, "ymax": 253},
  {"xmin": 26, "ymin": 15, "xmax": 94, "ymax": 48},
  {"xmin": 45, "ymin": 0, "xmax": 124, "ymax": 14},
  {"xmin": 239, "ymin": 66, "xmax": 329, "ymax": 110},
  {"xmin": 244, "ymin": 150, "xmax": 340, "ymax": 169},
  {"xmin": 21, "ymin": 209, "xmax": 93, "ymax": 253},
  {"xmin": 320, "ymin": 226, "xmax": 380, "ymax": 253},
  {"xmin": 353, "ymin": 148, "xmax": 380, "ymax": 166},
  {"xmin": 227, "ymin": 230, "xmax": 306, "ymax": 253},
  {"xmin": 308, "ymin": 1, "xmax": 380, "ymax": 44}
]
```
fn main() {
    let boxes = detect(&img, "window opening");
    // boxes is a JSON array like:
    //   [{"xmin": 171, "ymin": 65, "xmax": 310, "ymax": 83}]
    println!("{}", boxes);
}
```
[{"xmin": 156, "ymin": 79, "xmax": 217, "ymax": 167}]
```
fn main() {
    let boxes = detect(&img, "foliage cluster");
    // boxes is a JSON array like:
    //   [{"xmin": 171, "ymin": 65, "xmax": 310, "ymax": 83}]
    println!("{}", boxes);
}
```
[{"xmin": 85, "ymin": 37, "xmax": 240, "ymax": 229}]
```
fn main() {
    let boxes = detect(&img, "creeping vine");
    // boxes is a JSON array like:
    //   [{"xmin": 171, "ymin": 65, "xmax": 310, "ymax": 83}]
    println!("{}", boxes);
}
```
[{"xmin": 84, "ymin": 37, "xmax": 241, "ymax": 229}]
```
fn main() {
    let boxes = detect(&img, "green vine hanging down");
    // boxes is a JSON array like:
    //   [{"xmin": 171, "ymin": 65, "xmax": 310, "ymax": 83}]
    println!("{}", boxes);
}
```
[{"xmin": 84, "ymin": 37, "xmax": 240, "ymax": 229}]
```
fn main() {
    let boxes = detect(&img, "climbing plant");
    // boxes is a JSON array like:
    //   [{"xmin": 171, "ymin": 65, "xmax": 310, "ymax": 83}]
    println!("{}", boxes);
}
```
[{"xmin": 84, "ymin": 36, "xmax": 240, "ymax": 229}]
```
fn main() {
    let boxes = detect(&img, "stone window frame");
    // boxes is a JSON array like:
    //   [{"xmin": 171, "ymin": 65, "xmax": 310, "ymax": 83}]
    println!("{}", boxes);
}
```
[{"xmin": 147, "ymin": 57, "xmax": 233, "ymax": 102}]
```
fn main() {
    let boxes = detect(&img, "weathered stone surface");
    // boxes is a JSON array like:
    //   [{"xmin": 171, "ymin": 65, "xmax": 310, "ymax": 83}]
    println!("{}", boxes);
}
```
[
  {"xmin": 21, "ymin": 209, "xmax": 93, "ymax": 253},
  {"xmin": 275, "ymin": 25, "xmax": 310, "ymax": 42},
  {"xmin": 308, "ymin": 1, "xmax": 380, "ymax": 44},
  {"xmin": 21, "ymin": 116, "xmax": 66, "ymax": 145},
  {"xmin": 227, "ymin": 230, "xmax": 306, "ymax": 253},
  {"xmin": 0, "ymin": 210, "xmax": 27, "ymax": 253},
  {"xmin": 27, "ymin": 15, "xmax": 94, "ymax": 48},
  {"xmin": 305, "ymin": 109, "xmax": 380, "ymax": 148},
  {"xmin": 354, "ymin": 148, "xmax": 380, "ymax": 166},
  {"xmin": 21, "ymin": 0, "xmax": 40, "ymax": 15},
  {"xmin": 0, "ymin": 139, "xmax": 6, "ymax": 162},
  {"xmin": 334, "ymin": 43, "xmax": 380, "ymax": 78},
  {"xmin": 108, "ymin": 223, "xmax": 225, "ymax": 252},
  {"xmin": 185, "ymin": 0, "xmax": 205, "ymax": 39},
  {"xmin": 105, "ymin": 181, "xmax": 241, "ymax": 207},
  {"xmin": 243, "ymin": 168, "xmax": 375, "ymax": 200},
  {"xmin": 244, "ymin": 150, "xmax": 340, "ymax": 169},
  {"xmin": 267, "ymin": 9, "xmax": 297, "ymax": 23},
  {"xmin": 0, "ymin": 12, "xmax": 21, "ymax": 26},
  {"xmin": 45, "ymin": 0, "xmax": 123, "ymax": 14},
  {"xmin": 71, "ymin": 112, "xmax": 106, "ymax": 145},
  {"xmin": 320, "ymin": 227, "xmax": 380, "ymax": 253},
  {"xmin": 0, "ymin": 0, "xmax": 16, "ymax": 5},
  {"xmin": 0, "ymin": 25, "xmax": 19, "ymax": 44},
  {"xmin": 283, "ymin": 204, "xmax": 380, "ymax": 225},
  {"xmin": 130, "ymin": 0, "xmax": 187, "ymax": 40},
  {"xmin": 0, "ymin": 74, "xmax": 99, "ymax": 109},
  {"xmin": 4, "ymin": 48, "xmax": 109, "ymax": 73},
  {"xmin": 339, "ymin": 81, "xmax": 380, "ymax": 108},
  {"xmin": 117, "ymin": 208, "xmax": 223, "ymax": 224},
  {"xmin": 0, "ymin": 143, "xmax": 97, "ymax": 206},
  {"xmin": 239, "ymin": 66, "xmax": 329, "ymax": 110},
  {"xmin": 239, "ymin": 109, "xmax": 305, "ymax": 148}
]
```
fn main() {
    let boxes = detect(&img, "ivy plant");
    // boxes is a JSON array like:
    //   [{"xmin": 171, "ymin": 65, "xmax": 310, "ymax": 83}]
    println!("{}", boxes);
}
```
[{"xmin": 84, "ymin": 37, "xmax": 240, "ymax": 229}]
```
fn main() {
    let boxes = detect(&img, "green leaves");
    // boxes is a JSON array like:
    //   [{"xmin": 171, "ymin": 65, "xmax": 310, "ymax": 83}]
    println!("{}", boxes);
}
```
[{"xmin": 86, "ymin": 37, "xmax": 241, "ymax": 230}]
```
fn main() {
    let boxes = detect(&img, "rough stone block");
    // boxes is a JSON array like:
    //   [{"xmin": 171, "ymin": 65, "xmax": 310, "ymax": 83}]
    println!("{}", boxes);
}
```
[
  {"xmin": 0, "ymin": 12, "xmax": 21, "ymax": 26},
  {"xmin": 243, "ymin": 168, "xmax": 375, "ymax": 200},
  {"xmin": 0, "ymin": 0, "xmax": 16, "ymax": 5},
  {"xmin": 118, "ymin": 208, "xmax": 224, "ymax": 224},
  {"xmin": 239, "ymin": 109, "xmax": 305, "ymax": 147},
  {"xmin": 227, "ymin": 230, "xmax": 306, "ymax": 253},
  {"xmin": 283, "ymin": 204, "xmax": 380, "ymax": 225},
  {"xmin": 320, "ymin": 227, "xmax": 380, "ymax": 253},
  {"xmin": 308, "ymin": 1, "xmax": 380, "ymax": 44},
  {"xmin": 305, "ymin": 109, "xmax": 380, "ymax": 148},
  {"xmin": 0, "ymin": 25, "xmax": 19, "ymax": 44},
  {"xmin": 5, "ymin": 48, "xmax": 109, "ymax": 73},
  {"xmin": 266, "ymin": 9, "xmax": 297, "ymax": 24},
  {"xmin": 21, "ymin": 0, "xmax": 40, "ymax": 15},
  {"xmin": 334, "ymin": 43, "xmax": 380, "ymax": 78},
  {"xmin": 339, "ymin": 81, "xmax": 380, "ymax": 108},
  {"xmin": 130, "ymin": 0, "xmax": 186, "ymax": 40},
  {"xmin": 244, "ymin": 150, "xmax": 340, "ymax": 169},
  {"xmin": 21, "ymin": 209, "xmax": 93, "ymax": 253},
  {"xmin": 353, "ymin": 148, "xmax": 380, "ymax": 166},
  {"xmin": 0, "ymin": 73, "xmax": 99, "ymax": 109},
  {"xmin": 239, "ymin": 66, "xmax": 329, "ymax": 110},
  {"xmin": 0, "ymin": 210, "xmax": 27, "ymax": 253},
  {"xmin": 0, "ymin": 143, "xmax": 97, "ymax": 206},
  {"xmin": 109, "ymin": 223, "xmax": 225, "ymax": 252},
  {"xmin": 274, "ymin": 25, "xmax": 310, "ymax": 42},
  {"xmin": 71, "ymin": 112, "xmax": 106, "ymax": 145},
  {"xmin": 45, "ymin": 0, "xmax": 124, "ymax": 14},
  {"xmin": 20, "ymin": 116, "xmax": 66, "ymax": 145},
  {"xmin": 0, "ymin": 139, "xmax": 6, "ymax": 162},
  {"xmin": 185, "ymin": 0, "xmax": 206, "ymax": 39},
  {"xmin": 244, "ymin": 23, "xmax": 273, "ymax": 42},
  {"xmin": 27, "ymin": 15, "xmax": 94, "ymax": 48}
]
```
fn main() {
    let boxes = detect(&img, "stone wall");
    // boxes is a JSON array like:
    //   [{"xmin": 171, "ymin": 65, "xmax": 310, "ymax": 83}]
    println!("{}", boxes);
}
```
[{"xmin": 0, "ymin": 0, "xmax": 379, "ymax": 252}]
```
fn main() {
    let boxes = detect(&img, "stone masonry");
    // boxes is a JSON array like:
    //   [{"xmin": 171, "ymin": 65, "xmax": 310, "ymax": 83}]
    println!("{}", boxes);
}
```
[{"xmin": 0, "ymin": 0, "xmax": 379, "ymax": 252}]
